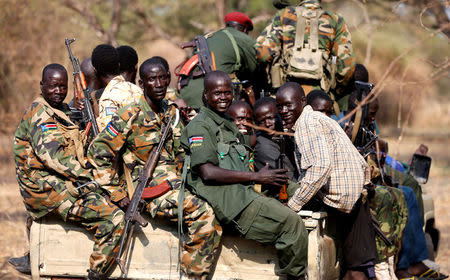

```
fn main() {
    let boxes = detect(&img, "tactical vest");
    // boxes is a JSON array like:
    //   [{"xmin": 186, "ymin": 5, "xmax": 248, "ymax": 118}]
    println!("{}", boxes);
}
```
[{"xmin": 271, "ymin": 6, "xmax": 337, "ymax": 93}]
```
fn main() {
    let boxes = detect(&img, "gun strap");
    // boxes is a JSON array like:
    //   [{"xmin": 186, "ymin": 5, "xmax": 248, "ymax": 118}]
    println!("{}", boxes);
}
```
[
  {"xmin": 294, "ymin": 6, "xmax": 323, "ymax": 51},
  {"xmin": 124, "ymin": 163, "xmax": 135, "ymax": 197},
  {"xmin": 352, "ymin": 101, "xmax": 362, "ymax": 143},
  {"xmin": 177, "ymin": 155, "xmax": 190, "ymax": 274},
  {"xmin": 329, "ymin": 92, "xmax": 341, "ymax": 116},
  {"xmin": 222, "ymin": 29, "xmax": 241, "ymax": 72}
]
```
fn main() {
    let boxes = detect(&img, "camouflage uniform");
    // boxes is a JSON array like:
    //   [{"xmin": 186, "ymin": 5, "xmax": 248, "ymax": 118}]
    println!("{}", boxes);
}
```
[
  {"xmin": 88, "ymin": 95, "xmax": 222, "ymax": 279},
  {"xmin": 369, "ymin": 185, "xmax": 408, "ymax": 261},
  {"xmin": 97, "ymin": 75, "xmax": 143, "ymax": 130},
  {"xmin": 255, "ymin": 0, "xmax": 355, "ymax": 95},
  {"xmin": 13, "ymin": 96, "xmax": 125, "ymax": 275}
]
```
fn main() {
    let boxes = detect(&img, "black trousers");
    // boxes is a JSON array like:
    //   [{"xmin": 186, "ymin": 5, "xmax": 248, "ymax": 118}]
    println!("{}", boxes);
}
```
[{"xmin": 304, "ymin": 196, "xmax": 378, "ymax": 269}]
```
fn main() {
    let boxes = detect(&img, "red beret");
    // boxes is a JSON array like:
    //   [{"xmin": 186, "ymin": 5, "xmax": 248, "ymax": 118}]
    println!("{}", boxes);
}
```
[{"xmin": 224, "ymin": 12, "xmax": 253, "ymax": 31}]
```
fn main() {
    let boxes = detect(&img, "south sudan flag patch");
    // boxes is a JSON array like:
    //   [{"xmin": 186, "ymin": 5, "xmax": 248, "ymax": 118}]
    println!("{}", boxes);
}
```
[
  {"xmin": 40, "ymin": 122, "xmax": 57, "ymax": 132},
  {"xmin": 189, "ymin": 135, "xmax": 203, "ymax": 147},
  {"xmin": 106, "ymin": 122, "xmax": 119, "ymax": 137}
]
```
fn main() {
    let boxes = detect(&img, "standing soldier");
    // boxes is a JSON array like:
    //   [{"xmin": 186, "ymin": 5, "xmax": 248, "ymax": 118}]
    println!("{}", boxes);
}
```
[
  {"xmin": 88, "ymin": 58, "xmax": 222, "ymax": 280},
  {"xmin": 13, "ymin": 64, "xmax": 125, "ymax": 280},
  {"xmin": 256, "ymin": 0, "xmax": 356, "ymax": 113},
  {"xmin": 179, "ymin": 12, "xmax": 258, "ymax": 109}
]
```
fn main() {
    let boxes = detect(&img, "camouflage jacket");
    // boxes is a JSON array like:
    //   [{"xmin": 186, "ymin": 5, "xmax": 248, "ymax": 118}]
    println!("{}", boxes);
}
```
[
  {"xmin": 97, "ymin": 75, "xmax": 143, "ymax": 130},
  {"xmin": 13, "ymin": 97, "xmax": 94, "ymax": 219},
  {"xmin": 88, "ymin": 95, "xmax": 184, "ymax": 202},
  {"xmin": 255, "ymin": 0, "xmax": 356, "ymax": 86}
]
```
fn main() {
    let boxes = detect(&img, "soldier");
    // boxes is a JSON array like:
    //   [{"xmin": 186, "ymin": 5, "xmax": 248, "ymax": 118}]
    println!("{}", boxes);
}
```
[
  {"xmin": 181, "ymin": 71, "xmax": 308, "ymax": 280},
  {"xmin": 116, "ymin": 45, "xmax": 139, "ymax": 84},
  {"xmin": 92, "ymin": 44, "xmax": 143, "ymax": 130},
  {"xmin": 13, "ymin": 63, "xmax": 125, "ymax": 280},
  {"xmin": 179, "ymin": 12, "xmax": 258, "ymax": 109},
  {"xmin": 88, "ymin": 58, "xmax": 222, "ymax": 280},
  {"xmin": 256, "ymin": 0, "xmax": 356, "ymax": 112},
  {"xmin": 276, "ymin": 82, "xmax": 377, "ymax": 280},
  {"xmin": 226, "ymin": 100, "xmax": 254, "ymax": 135}
]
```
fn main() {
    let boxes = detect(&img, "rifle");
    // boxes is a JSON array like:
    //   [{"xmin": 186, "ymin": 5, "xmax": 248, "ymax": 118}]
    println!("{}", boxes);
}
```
[
  {"xmin": 274, "ymin": 135, "xmax": 288, "ymax": 202},
  {"xmin": 64, "ymin": 38, "xmax": 99, "ymax": 140},
  {"xmin": 177, "ymin": 35, "xmax": 216, "ymax": 89},
  {"xmin": 116, "ymin": 112, "xmax": 175, "ymax": 274}
]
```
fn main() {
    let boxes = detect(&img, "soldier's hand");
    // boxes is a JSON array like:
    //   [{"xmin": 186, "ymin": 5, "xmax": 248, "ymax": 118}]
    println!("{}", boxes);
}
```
[
  {"xmin": 74, "ymin": 99, "xmax": 84, "ymax": 110},
  {"xmin": 117, "ymin": 197, "xmax": 131, "ymax": 210},
  {"xmin": 254, "ymin": 163, "xmax": 289, "ymax": 187}
]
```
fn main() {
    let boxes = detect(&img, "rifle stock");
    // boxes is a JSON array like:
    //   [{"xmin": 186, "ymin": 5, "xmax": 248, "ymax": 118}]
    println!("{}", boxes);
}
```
[{"xmin": 116, "ymin": 111, "xmax": 175, "ymax": 274}]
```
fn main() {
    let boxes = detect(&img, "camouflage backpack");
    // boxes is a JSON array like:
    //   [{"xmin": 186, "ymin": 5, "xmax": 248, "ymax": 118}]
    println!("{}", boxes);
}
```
[{"xmin": 272, "ymin": 6, "xmax": 337, "ymax": 92}]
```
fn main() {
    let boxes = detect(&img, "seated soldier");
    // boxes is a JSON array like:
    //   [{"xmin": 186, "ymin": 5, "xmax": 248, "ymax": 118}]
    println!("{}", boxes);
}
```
[
  {"xmin": 276, "ymin": 82, "xmax": 377, "ymax": 280},
  {"xmin": 362, "ymin": 98, "xmax": 447, "ymax": 280},
  {"xmin": 13, "ymin": 64, "xmax": 125, "ymax": 280},
  {"xmin": 88, "ymin": 57, "xmax": 222, "ymax": 280},
  {"xmin": 181, "ymin": 71, "xmax": 308, "ymax": 280},
  {"xmin": 252, "ymin": 97, "xmax": 299, "ymax": 200},
  {"xmin": 226, "ymin": 100, "xmax": 253, "ymax": 135},
  {"xmin": 116, "ymin": 45, "xmax": 139, "ymax": 84}
]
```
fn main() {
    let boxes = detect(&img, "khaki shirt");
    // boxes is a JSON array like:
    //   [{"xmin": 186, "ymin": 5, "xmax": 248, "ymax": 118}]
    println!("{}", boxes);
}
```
[{"xmin": 97, "ymin": 75, "xmax": 143, "ymax": 130}]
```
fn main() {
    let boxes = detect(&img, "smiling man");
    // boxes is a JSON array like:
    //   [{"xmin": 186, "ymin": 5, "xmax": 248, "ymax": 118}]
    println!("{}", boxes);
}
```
[
  {"xmin": 181, "ymin": 71, "xmax": 308, "ymax": 280},
  {"xmin": 276, "ymin": 82, "xmax": 378, "ymax": 280},
  {"xmin": 13, "ymin": 63, "xmax": 125, "ymax": 280},
  {"xmin": 89, "ymin": 57, "xmax": 222, "ymax": 280}
]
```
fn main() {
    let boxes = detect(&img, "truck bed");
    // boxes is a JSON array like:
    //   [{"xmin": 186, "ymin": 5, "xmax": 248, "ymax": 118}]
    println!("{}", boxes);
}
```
[{"xmin": 30, "ymin": 211, "xmax": 340, "ymax": 280}]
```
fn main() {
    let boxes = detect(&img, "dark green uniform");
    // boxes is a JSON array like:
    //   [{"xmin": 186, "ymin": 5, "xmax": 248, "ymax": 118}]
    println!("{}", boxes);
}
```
[
  {"xmin": 181, "ymin": 106, "xmax": 308, "ymax": 277},
  {"xmin": 180, "ymin": 27, "xmax": 257, "ymax": 109}
]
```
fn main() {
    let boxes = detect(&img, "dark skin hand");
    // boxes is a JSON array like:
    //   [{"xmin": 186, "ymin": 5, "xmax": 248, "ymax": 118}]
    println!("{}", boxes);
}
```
[
  {"xmin": 201, "ymin": 72, "xmax": 289, "ymax": 187},
  {"xmin": 117, "ymin": 196, "xmax": 131, "ymax": 210},
  {"xmin": 199, "ymin": 162, "xmax": 289, "ymax": 187}
]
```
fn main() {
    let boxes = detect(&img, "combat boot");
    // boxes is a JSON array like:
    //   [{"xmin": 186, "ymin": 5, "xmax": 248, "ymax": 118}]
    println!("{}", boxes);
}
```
[
  {"xmin": 87, "ymin": 269, "xmax": 107, "ymax": 280},
  {"xmin": 8, "ymin": 252, "xmax": 31, "ymax": 275}
]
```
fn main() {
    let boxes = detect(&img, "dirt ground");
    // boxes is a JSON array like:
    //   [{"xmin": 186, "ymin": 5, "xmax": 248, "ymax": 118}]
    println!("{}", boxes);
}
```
[{"xmin": 0, "ymin": 129, "xmax": 448, "ymax": 279}]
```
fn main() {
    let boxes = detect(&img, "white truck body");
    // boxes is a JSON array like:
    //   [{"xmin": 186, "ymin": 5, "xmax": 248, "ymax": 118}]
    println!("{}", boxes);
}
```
[{"xmin": 30, "ymin": 211, "xmax": 340, "ymax": 280}]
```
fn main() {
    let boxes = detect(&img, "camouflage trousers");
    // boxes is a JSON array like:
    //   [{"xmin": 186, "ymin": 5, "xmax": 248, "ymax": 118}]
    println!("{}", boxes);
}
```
[
  {"xmin": 369, "ymin": 186, "xmax": 408, "ymax": 262},
  {"xmin": 54, "ymin": 192, "xmax": 125, "ymax": 274},
  {"xmin": 146, "ymin": 189, "xmax": 222, "ymax": 280}
]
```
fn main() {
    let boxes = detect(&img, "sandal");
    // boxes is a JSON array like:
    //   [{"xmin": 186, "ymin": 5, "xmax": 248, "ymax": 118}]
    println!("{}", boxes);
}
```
[{"xmin": 419, "ymin": 268, "xmax": 449, "ymax": 280}]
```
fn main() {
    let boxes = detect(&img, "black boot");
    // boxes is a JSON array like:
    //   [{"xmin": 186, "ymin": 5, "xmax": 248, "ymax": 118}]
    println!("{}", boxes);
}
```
[
  {"xmin": 87, "ymin": 269, "xmax": 107, "ymax": 280},
  {"xmin": 8, "ymin": 253, "xmax": 31, "ymax": 275}
]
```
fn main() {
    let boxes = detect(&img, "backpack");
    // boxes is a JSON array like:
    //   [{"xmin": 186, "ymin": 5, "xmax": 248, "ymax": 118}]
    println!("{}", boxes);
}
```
[{"xmin": 271, "ymin": 6, "xmax": 337, "ymax": 92}]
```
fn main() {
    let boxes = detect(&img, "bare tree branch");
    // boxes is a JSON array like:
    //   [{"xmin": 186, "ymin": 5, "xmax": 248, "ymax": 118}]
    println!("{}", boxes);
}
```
[
  {"xmin": 133, "ymin": 1, "xmax": 181, "ymax": 47},
  {"xmin": 251, "ymin": 14, "xmax": 273, "ymax": 25},
  {"xmin": 61, "ymin": 0, "xmax": 109, "ymax": 42},
  {"xmin": 339, "ymin": 24, "xmax": 450, "ymax": 124},
  {"xmin": 108, "ymin": 0, "xmax": 122, "ymax": 46},
  {"xmin": 215, "ymin": 0, "xmax": 226, "ymax": 26}
]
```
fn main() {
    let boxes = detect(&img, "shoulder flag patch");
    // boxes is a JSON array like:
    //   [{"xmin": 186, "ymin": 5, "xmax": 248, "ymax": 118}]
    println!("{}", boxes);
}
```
[
  {"xmin": 106, "ymin": 122, "xmax": 119, "ymax": 137},
  {"xmin": 189, "ymin": 135, "xmax": 203, "ymax": 147},
  {"xmin": 105, "ymin": 107, "xmax": 118, "ymax": 116},
  {"xmin": 40, "ymin": 123, "xmax": 57, "ymax": 132}
]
